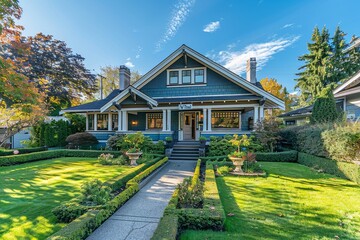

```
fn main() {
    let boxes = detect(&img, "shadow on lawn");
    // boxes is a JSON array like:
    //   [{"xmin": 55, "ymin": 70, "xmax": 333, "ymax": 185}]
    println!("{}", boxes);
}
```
[{"xmin": 216, "ymin": 174, "xmax": 356, "ymax": 240}]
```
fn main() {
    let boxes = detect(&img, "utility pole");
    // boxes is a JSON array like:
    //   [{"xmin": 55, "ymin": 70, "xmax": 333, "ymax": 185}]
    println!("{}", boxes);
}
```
[{"xmin": 98, "ymin": 74, "xmax": 105, "ymax": 99}]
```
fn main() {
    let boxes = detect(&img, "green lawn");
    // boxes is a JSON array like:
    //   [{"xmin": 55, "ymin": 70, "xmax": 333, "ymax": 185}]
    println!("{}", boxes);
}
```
[
  {"xmin": 0, "ymin": 157, "xmax": 132, "ymax": 240},
  {"xmin": 181, "ymin": 162, "xmax": 360, "ymax": 240}
]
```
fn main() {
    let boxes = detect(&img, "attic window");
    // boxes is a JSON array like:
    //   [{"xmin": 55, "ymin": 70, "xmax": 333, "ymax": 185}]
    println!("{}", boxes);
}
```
[{"xmin": 167, "ymin": 67, "xmax": 206, "ymax": 86}]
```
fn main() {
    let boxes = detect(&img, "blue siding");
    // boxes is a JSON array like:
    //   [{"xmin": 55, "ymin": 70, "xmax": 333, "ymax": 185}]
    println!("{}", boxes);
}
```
[
  {"xmin": 141, "ymin": 57, "xmax": 250, "ymax": 98},
  {"xmin": 128, "ymin": 112, "xmax": 147, "ymax": 131}
]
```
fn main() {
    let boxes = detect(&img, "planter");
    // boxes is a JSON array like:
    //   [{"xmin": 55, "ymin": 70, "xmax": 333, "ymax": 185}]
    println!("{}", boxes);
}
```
[
  {"xmin": 199, "ymin": 140, "xmax": 206, "ymax": 148},
  {"xmin": 125, "ymin": 151, "xmax": 143, "ymax": 166},
  {"xmin": 229, "ymin": 156, "xmax": 246, "ymax": 173},
  {"xmin": 166, "ymin": 141, "xmax": 174, "ymax": 148}
]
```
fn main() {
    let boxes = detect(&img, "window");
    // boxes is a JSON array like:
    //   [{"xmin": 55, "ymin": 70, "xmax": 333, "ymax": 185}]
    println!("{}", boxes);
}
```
[
  {"xmin": 212, "ymin": 111, "xmax": 239, "ymax": 129},
  {"xmin": 88, "ymin": 114, "xmax": 94, "ymax": 130},
  {"xmin": 167, "ymin": 68, "xmax": 206, "ymax": 86},
  {"xmin": 147, "ymin": 113, "xmax": 163, "ymax": 129},
  {"xmin": 194, "ymin": 69, "xmax": 204, "ymax": 83},
  {"xmin": 169, "ymin": 71, "xmax": 179, "ymax": 85},
  {"xmin": 97, "ymin": 114, "xmax": 108, "ymax": 130},
  {"xmin": 182, "ymin": 70, "xmax": 191, "ymax": 84},
  {"xmin": 112, "ymin": 114, "xmax": 118, "ymax": 130}
]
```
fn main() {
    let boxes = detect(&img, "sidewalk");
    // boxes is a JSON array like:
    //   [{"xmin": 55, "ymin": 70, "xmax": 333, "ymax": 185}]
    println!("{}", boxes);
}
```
[{"xmin": 87, "ymin": 160, "xmax": 196, "ymax": 240}]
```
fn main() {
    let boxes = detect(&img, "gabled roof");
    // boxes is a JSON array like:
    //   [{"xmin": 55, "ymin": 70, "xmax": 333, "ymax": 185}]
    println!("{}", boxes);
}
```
[
  {"xmin": 333, "ymin": 70, "xmax": 360, "ymax": 97},
  {"xmin": 100, "ymin": 86, "xmax": 158, "ymax": 112},
  {"xmin": 278, "ymin": 105, "xmax": 313, "ymax": 118},
  {"xmin": 133, "ymin": 44, "xmax": 285, "ymax": 110},
  {"xmin": 61, "ymin": 90, "xmax": 121, "ymax": 113}
]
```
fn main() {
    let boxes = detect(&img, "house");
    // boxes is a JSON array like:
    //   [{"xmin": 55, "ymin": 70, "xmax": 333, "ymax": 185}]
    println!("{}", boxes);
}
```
[
  {"xmin": 61, "ymin": 45, "xmax": 284, "ymax": 144},
  {"xmin": 279, "ymin": 70, "xmax": 360, "ymax": 125}
]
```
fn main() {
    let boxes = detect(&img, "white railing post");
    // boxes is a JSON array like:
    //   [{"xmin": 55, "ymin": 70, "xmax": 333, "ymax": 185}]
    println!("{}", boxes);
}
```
[
  {"xmin": 167, "ymin": 109, "xmax": 171, "ymax": 131},
  {"xmin": 202, "ymin": 108, "xmax": 207, "ymax": 131},
  {"xmin": 94, "ymin": 114, "xmax": 98, "ymax": 131},
  {"xmin": 162, "ymin": 110, "xmax": 167, "ymax": 131},
  {"xmin": 118, "ymin": 111, "xmax": 122, "ymax": 131},
  {"xmin": 207, "ymin": 108, "xmax": 212, "ymax": 131},
  {"xmin": 108, "ymin": 113, "xmax": 112, "ymax": 131}
]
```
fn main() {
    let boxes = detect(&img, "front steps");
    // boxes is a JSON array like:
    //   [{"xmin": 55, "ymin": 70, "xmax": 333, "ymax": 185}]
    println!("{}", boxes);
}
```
[{"xmin": 169, "ymin": 141, "xmax": 200, "ymax": 161}]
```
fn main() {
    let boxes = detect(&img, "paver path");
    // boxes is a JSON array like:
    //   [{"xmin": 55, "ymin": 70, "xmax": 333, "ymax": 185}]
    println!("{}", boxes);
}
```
[{"xmin": 87, "ymin": 160, "xmax": 196, "ymax": 240}]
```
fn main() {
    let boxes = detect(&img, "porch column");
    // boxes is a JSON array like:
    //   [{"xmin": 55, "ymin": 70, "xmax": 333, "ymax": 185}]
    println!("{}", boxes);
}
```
[
  {"xmin": 207, "ymin": 108, "xmax": 212, "ymax": 131},
  {"xmin": 85, "ymin": 113, "xmax": 89, "ymax": 131},
  {"xmin": 94, "ymin": 114, "xmax": 98, "ymax": 131},
  {"xmin": 121, "ymin": 110, "xmax": 128, "ymax": 131},
  {"xmin": 162, "ymin": 110, "xmax": 167, "ymax": 131},
  {"xmin": 254, "ymin": 106, "xmax": 259, "ymax": 123},
  {"xmin": 118, "ymin": 111, "xmax": 122, "ymax": 131},
  {"xmin": 203, "ymin": 108, "xmax": 207, "ymax": 131},
  {"xmin": 167, "ymin": 109, "xmax": 171, "ymax": 131},
  {"xmin": 259, "ymin": 106, "xmax": 264, "ymax": 121},
  {"xmin": 108, "ymin": 113, "xmax": 112, "ymax": 131},
  {"xmin": 239, "ymin": 111, "xmax": 242, "ymax": 130}
]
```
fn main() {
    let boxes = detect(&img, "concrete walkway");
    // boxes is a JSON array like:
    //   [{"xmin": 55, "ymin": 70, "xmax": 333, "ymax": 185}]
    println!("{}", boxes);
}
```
[{"xmin": 87, "ymin": 160, "xmax": 196, "ymax": 240}]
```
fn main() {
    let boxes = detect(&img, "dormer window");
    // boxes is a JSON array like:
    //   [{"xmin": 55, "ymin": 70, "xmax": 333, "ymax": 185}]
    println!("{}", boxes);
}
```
[{"xmin": 167, "ymin": 67, "xmax": 206, "ymax": 86}]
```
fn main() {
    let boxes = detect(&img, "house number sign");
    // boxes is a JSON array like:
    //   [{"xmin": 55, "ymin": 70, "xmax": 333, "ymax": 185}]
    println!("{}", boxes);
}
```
[{"xmin": 178, "ymin": 104, "xmax": 193, "ymax": 110}]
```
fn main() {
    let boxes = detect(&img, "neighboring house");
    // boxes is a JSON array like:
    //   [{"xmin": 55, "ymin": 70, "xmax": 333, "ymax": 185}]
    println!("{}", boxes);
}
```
[
  {"xmin": 61, "ymin": 45, "xmax": 284, "ymax": 144},
  {"xmin": 0, "ymin": 127, "xmax": 31, "ymax": 149},
  {"xmin": 279, "ymin": 70, "xmax": 360, "ymax": 125}
]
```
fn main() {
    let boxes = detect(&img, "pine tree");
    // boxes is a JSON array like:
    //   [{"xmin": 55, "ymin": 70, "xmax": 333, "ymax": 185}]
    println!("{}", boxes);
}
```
[
  {"xmin": 346, "ymin": 36, "xmax": 360, "ymax": 77},
  {"xmin": 310, "ymin": 88, "xmax": 340, "ymax": 124},
  {"xmin": 329, "ymin": 26, "xmax": 348, "ymax": 84},
  {"xmin": 296, "ymin": 26, "xmax": 332, "ymax": 105}
]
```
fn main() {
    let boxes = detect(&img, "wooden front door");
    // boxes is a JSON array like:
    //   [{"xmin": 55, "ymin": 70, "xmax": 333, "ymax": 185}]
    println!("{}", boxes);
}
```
[{"xmin": 183, "ymin": 113, "xmax": 194, "ymax": 140}]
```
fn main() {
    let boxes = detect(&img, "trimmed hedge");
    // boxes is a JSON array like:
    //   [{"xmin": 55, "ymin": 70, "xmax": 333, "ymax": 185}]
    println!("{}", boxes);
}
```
[
  {"xmin": 48, "ymin": 157, "xmax": 169, "ymax": 240},
  {"xmin": 255, "ymin": 150, "xmax": 298, "ymax": 162},
  {"xmin": 0, "ymin": 150, "xmax": 124, "ymax": 166},
  {"xmin": 151, "ymin": 214, "xmax": 179, "ymax": 240},
  {"xmin": 298, "ymin": 152, "xmax": 360, "ymax": 184},
  {"xmin": 190, "ymin": 159, "xmax": 201, "ymax": 189},
  {"xmin": 0, "ymin": 146, "xmax": 48, "ymax": 156}
]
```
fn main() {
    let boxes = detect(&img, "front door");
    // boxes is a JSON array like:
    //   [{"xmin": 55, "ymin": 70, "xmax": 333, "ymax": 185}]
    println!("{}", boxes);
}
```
[{"xmin": 183, "ymin": 113, "xmax": 194, "ymax": 140}]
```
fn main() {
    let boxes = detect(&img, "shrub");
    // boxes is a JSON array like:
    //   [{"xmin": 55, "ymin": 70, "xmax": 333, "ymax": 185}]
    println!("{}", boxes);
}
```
[
  {"xmin": 216, "ymin": 166, "xmax": 230, "ymax": 176},
  {"xmin": 79, "ymin": 179, "xmax": 112, "ymax": 206},
  {"xmin": 98, "ymin": 153, "xmax": 127, "ymax": 165},
  {"xmin": 52, "ymin": 200, "xmax": 90, "ymax": 223},
  {"xmin": 311, "ymin": 90, "xmax": 342, "ymax": 124},
  {"xmin": 255, "ymin": 117, "xmax": 281, "ymax": 152},
  {"xmin": 255, "ymin": 150, "xmax": 298, "ymax": 162},
  {"xmin": 298, "ymin": 152, "xmax": 360, "ymax": 184},
  {"xmin": 322, "ymin": 123, "xmax": 360, "ymax": 162},
  {"xmin": 151, "ymin": 214, "xmax": 178, "ymax": 240},
  {"xmin": 0, "ymin": 146, "xmax": 47, "ymax": 156},
  {"xmin": 106, "ymin": 134, "xmax": 125, "ymax": 150},
  {"xmin": 136, "ymin": 153, "xmax": 154, "ymax": 164},
  {"xmin": 177, "ymin": 178, "xmax": 203, "ymax": 209},
  {"xmin": 66, "ymin": 132, "xmax": 98, "ymax": 149}
]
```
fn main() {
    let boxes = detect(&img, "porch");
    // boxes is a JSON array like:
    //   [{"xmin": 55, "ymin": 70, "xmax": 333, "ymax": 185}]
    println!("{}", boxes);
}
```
[{"xmin": 85, "ymin": 103, "xmax": 265, "ymax": 142}]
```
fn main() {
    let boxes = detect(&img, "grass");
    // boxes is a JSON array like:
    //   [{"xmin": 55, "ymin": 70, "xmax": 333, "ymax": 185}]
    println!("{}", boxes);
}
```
[
  {"xmin": 0, "ymin": 157, "xmax": 133, "ymax": 240},
  {"xmin": 180, "ymin": 162, "xmax": 360, "ymax": 240}
]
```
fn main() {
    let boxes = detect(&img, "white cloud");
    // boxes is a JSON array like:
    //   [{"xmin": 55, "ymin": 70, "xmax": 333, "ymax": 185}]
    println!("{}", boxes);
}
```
[
  {"xmin": 125, "ymin": 58, "xmax": 135, "ymax": 68},
  {"xmin": 135, "ymin": 46, "xmax": 142, "ymax": 59},
  {"xmin": 283, "ymin": 23, "xmax": 294, "ymax": 29},
  {"xmin": 216, "ymin": 36, "xmax": 300, "ymax": 74},
  {"xmin": 203, "ymin": 21, "xmax": 220, "ymax": 32},
  {"xmin": 156, "ymin": 0, "xmax": 195, "ymax": 51}
]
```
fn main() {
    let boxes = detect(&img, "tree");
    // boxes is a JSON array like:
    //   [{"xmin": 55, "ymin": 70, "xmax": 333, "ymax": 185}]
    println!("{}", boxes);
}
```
[
  {"xmin": 328, "ymin": 26, "xmax": 348, "ymax": 84},
  {"xmin": 3, "ymin": 33, "xmax": 97, "ymax": 115},
  {"xmin": 0, "ymin": 1, "xmax": 47, "ymax": 147},
  {"xmin": 254, "ymin": 117, "xmax": 281, "ymax": 152},
  {"xmin": 260, "ymin": 77, "xmax": 293, "ymax": 116},
  {"xmin": 96, "ymin": 66, "xmax": 142, "ymax": 98},
  {"xmin": 310, "ymin": 88, "xmax": 341, "ymax": 124},
  {"xmin": 296, "ymin": 26, "xmax": 332, "ymax": 105},
  {"xmin": 346, "ymin": 35, "xmax": 360, "ymax": 77}
]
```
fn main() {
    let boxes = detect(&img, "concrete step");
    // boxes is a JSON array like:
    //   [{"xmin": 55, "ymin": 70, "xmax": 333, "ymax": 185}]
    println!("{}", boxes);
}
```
[
  {"xmin": 172, "ymin": 150, "xmax": 199, "ymax": 154},
  {"xmin": 173, "ymin": 145, "xmax": 200, "ymax": 149},
  {"xmin": 169, "ymin": 156, "xmax": 199, "ymax": 161},
  {"xmin": 171, "ymin": 154, "xmax": 199, "ymax": 158}
]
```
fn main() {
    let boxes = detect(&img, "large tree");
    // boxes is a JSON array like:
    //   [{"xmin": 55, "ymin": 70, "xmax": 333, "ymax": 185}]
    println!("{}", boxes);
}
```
[
  {"xmin": 0, "ymin": 0, "xmax": 46, "ymax": 146},
  {"xmin": 3, "ymin": 33, "xmax": 97, "ymax": 114},
  {"xmin": 296, "ymin": 26, "xmax": 332, "ymax": 105},
  {"xmin": 328, "ymin": 26, "xmax": 348, "ymax": 84}
]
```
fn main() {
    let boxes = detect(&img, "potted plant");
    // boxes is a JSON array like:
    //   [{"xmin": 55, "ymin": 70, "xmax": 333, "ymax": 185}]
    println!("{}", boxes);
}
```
[
  {"xmin": 124, "ymin": 132, "xmax": 144, "ymax": 166},
  {"xmin": 165, "ymin": 136, "xmax": 174, "ymax": 148},
  {"xmin": 228, "ymin": 134, "xmax": 251, "ymax": 173},
  {"xmin": 199, "ymin": 136, "xmax": 207, "ymax": 148}
]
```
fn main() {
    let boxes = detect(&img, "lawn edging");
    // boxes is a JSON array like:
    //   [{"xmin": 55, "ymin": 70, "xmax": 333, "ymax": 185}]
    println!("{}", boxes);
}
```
[
  {"xmin": 298, "ymin": 152, "xmax": 360, "ymax": 184},
  {"xmin": 152, "ymin": 161, "xmax": 225, "ymax": 240},
  {"xmin": 47, "ymin": 156, "xmax": 168, "ymax": 240}
]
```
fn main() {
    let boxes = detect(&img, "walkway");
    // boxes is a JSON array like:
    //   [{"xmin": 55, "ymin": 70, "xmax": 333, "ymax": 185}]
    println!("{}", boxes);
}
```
[{"xmin": 87, "ymin": 160, "xmax": 196, "ymax": 240}]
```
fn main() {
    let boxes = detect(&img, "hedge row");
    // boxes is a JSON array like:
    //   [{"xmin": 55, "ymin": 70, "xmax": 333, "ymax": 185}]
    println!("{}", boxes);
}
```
[
  {"xmin": 255, "ymin": 150, "xmax": 298, "ymax": 162},
  {"xmin": 298, "ymin": 152, "xmax": 360, "ymax": 184},
  {"xmin": 190, "ymin": 159, "xmax": 201, "ymax": 189},
  {"xmin": 0, "ymin": 149, "xmax": 126, "ymax": 166},
  {"xmin": 153, "ymin": 162, "xmax": 225, "ymax": 239},
  {"xmin": 0, "ymin": 146, "xmax": 48, "ymax": 156},
  {"xmin": 48, "ymin": 157, "xmax": 169, "ymax": 240}
]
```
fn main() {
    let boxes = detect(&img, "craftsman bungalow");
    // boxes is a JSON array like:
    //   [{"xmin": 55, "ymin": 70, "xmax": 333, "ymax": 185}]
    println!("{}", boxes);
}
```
[{"xmin": 61, "ymin": 45, "xmax": 284, "ymax": 144}]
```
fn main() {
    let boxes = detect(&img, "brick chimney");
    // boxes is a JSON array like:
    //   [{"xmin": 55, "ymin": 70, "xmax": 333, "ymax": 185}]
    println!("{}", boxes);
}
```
[
  {"xmin": 119, "ymin": 65, "xmax": 131, "ymax": 90},
  {"xmin": 246, "ymin": 57, "xmax": 257, "ymax": 84}
]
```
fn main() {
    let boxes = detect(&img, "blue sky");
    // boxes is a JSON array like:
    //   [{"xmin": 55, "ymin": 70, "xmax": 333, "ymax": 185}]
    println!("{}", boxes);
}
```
[{"xmin": 18, "ymin": 0, "xmax": 360, "ymax": 92}]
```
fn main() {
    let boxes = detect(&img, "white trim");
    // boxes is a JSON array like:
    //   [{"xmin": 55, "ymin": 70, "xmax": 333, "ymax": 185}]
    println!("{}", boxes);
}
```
[
  {"xmin": 162, "ymin": 110, "xmax": 167, "ymax": 131},
  {"xmin": 203, "ymin": 108, "xmax": 207, "ymax": 132},
  {"xmin": 121, "ymin": 103, "xmax": 259, "ymax": 111},
  {"xmin": 118, "ymin": 111, "xmax": 122, "ymax": 131},
  {"xmin": 333, "ymin": 71, "xmax": 360, "ymax": 94},
  {"xmin": 259, "ymin": 105, "xmax": 264, "ymax": 120},
  {"xmin": 100, "ymin": 86, "xmax": 158, "ymax": 112},
  {"xmin": 152, "ymin": 93, "xmax": 254, "ymax": 99},
  {"xmin": 207, "ymin": 108, "xmax": 212, "ymax": 131},
  {"xmin": 167, "ymin": 109, "xmax": 171, "ymax": 131},
  {"xmin": 94, "ymin": 114, "xmax": 97, "ymax": 131},
  {"xmin": 132, "ymin": 45, "xmax": 284, "ymax": 110},
  {"xmin": 108, "ymin": 113, "xmax": 112, "ymax": 131},
  {"xmin": 166, "ymin": 84, "xmax": 207, "ymax": 88},
  {"xmin": 334, "ymin": 85, "xmax": 360, "ymax": 97}
]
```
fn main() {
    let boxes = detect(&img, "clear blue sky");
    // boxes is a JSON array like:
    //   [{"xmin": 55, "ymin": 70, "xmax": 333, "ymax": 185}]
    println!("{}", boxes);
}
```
[{"xmin": 18, "ymin": 0, "xmax": 360, "ymax": 92}]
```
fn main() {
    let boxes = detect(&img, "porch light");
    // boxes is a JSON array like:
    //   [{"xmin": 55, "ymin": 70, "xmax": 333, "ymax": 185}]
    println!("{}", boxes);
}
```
[{"xmin": 131, "ymin": 120, "xmax": 138, "ymax": 126}]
